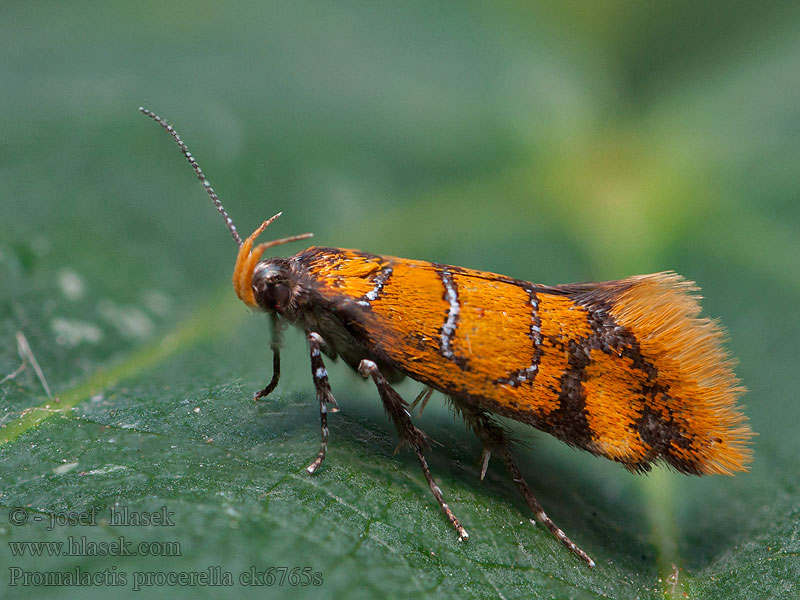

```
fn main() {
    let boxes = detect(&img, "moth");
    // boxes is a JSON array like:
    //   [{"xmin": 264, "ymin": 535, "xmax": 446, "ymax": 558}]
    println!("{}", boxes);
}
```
[{"xmin": 140, "ymin": 108, "xmax": 752, "ymax": 567}]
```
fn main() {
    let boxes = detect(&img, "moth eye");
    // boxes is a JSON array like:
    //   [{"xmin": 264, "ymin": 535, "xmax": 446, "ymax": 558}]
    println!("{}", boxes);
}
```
[
  {"xmin": 269, "ymin": 283, "xmax": 291, "ymax": 309},
  {"xmin": 254, "ymin": 281, "xmax": 291, "ymax": 312}
]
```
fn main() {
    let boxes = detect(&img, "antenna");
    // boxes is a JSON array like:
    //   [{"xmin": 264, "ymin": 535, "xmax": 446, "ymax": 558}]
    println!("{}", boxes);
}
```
[{"xmin": 139, "ymin": 107, "xmax": 243, "ymax": 247}]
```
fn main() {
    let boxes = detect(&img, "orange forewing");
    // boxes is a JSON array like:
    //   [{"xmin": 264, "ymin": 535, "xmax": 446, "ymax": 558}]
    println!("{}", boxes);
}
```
[{"xmin": 300, "ymin": 248, "xmax": 751, "ymax": 475}]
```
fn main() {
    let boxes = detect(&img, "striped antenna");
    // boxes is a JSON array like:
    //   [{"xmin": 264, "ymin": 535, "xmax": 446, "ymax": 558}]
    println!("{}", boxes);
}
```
[{"xmin": 139, "ymin": 107, "xmax": 243, "ymax": 247}]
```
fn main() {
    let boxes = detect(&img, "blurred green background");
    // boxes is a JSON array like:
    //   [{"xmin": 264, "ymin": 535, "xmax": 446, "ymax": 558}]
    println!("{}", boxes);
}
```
[{"xmin": 1, "ymin": 1, "xmax": 799, "ymax": 598}]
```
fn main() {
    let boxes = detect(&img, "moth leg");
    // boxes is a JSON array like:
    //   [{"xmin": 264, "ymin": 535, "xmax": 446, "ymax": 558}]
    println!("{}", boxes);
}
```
[
  {"xmin": 306, "ymin": 332, "xmax": 339, "ymax": 475},
  {"xmin": 253, "ymin": 349, "xmax": 280, "ymax": 401},
  {"xmin": 358, "ymin": 359, "xmax": 469, "ymax": 542},
  {"xmin": 409, "ymin": 386, "xmax": 434, "ymax": 416},
  {"xmin": 450, "ymin": 398, "xmax": 595, "ymax": 568},
  {"xmin": 254, "ymin": 314, "xmax": 283, "ymax": 401},
  {"xmin": 478, "ymin": 447, "xmax": 491, "ymax": 481}
]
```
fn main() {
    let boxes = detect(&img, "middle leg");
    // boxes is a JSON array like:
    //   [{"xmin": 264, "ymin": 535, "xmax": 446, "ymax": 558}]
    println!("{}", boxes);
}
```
[
  {"xmin": 358, "ymin": 359, "xmax": 469, "ymax": 541},
  {"xmin": 306, "ymin": 332, "xmax": 339, "ymax": 474}
]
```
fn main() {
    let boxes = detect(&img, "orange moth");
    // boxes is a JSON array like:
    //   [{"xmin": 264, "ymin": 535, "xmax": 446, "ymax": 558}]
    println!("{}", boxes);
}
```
[{"xmin": 140, "ymin": 108, "xmax": 752, "ymax": 567}]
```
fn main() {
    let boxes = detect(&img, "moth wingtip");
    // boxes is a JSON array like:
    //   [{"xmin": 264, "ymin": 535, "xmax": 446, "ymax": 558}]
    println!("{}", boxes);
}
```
[{"xmin": 602, "ymin": 272, "xmax": 755, "ymax": 476}]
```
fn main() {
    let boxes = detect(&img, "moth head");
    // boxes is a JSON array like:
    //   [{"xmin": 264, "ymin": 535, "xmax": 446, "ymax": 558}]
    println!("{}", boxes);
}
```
[
  {"xmin": 232, "ymin": 213, "xmax": 313, "ymax": 310},
  {"xmin": 138, "ymin": 108, "xmax": 312, "ymax": 310},
  {"xmin": 251, "ymin": 259, "xmax": 292, "ymax": 312}
]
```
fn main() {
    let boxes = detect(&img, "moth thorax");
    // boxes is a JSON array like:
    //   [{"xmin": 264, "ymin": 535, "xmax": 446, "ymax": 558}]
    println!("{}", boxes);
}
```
[{"xmin": 252, "ymin": 259, "xmax": 292, "ymax": 313}]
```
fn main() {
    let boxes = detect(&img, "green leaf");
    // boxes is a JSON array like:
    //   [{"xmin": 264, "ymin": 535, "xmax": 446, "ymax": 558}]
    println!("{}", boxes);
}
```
[{"xmin": 2, "ymin": 2, "xmax": 798, "ymax": 598}]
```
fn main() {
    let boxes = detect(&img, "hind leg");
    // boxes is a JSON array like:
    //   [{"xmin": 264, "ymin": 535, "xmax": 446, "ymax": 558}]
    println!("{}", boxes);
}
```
[{"xmin": 450, "ymin": 398, "xmax": 595, "ymax": 567}]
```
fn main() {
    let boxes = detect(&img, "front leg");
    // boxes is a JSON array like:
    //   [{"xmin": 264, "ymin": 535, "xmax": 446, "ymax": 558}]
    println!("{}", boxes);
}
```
[
  {"xmin": 254, "ymin": 313, "xmax": 283, "ymax": 401},
  {"xmin": 358, "ymin": 359, "xmax": 469, "ymax": 541},
  {"xmin": 306, "ymin": 332, "xmax": 339, "ymax": 474}
]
